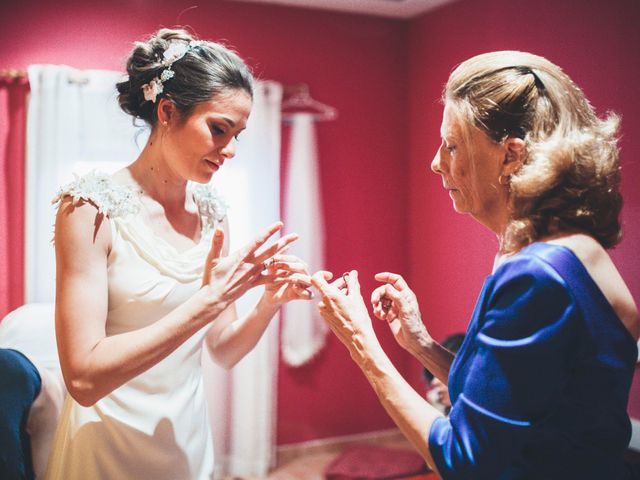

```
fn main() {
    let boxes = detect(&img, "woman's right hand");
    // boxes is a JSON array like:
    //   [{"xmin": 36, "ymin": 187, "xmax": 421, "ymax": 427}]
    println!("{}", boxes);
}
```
[
  {"xmin": 371, "ymin": 272, "xmax": 430, "ymax": 352},
  {"xmin": 201, "ymin": 221, "xmax": 299, "ymax": 312}
]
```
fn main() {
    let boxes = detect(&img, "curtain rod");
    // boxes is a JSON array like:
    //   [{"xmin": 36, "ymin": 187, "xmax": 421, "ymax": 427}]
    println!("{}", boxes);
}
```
[
  {"xmin": 0, "ymin": 71, "xmax": 335, "ymax": 119},
  {"xmin": 0, "ymin": 69, "xmax": 27, "ymax": 80},
  {"xmin": 0, "ymin": 71, "xmax": 313, "ymax": 87},
  {"xmin": 0, "ymin": 72, "xmax": 319, "ymax": 91}
]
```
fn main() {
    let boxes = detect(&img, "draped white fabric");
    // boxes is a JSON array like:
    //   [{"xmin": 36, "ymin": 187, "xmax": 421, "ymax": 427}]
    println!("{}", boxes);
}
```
[
  {"xmin": 202, "ymin": 81, "xmax": 283, "ymax": 477},
  {"xmin": 281, "ymin": 113, "xmax": 328, "ymax": 366},
  {"xmin": 25, "ymin": 66, "xmax": 282, "ymax": 477},
  {"xmin": 26, "ymin": 65, "xmax": 144, "ymax": 302}
]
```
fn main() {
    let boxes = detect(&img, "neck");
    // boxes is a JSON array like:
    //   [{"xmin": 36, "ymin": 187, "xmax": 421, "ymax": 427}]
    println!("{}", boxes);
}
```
[
  {"xmin": 129, "ymin": 134, "xmax": 187, "ymax": 208},
  {"xmin": 474, "ymin": 205, "xmax": 511, "ymax": 243}
]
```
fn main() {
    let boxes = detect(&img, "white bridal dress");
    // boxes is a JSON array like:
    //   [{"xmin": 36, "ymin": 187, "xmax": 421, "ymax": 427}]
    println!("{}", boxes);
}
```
[{"xmin": 45, "ymin": 171, "xmax": 227, "ymax": 480}]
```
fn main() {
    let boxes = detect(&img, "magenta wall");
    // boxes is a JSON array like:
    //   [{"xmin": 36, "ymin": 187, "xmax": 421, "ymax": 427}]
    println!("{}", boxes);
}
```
[
  {"xmin": 406, "ymin": 0, "xmax": 640, "ymax": 418},
  {"xmin": 2, "ymin": 0, "xmax": 638, "ymax": 445},
  {"xmin": 0, "ymin": 0, "xmax": 411, "ymax": 443}
]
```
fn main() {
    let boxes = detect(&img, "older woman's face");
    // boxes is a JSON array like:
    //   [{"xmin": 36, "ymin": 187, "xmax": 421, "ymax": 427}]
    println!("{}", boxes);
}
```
[{"xmin": 431, "ymin": 103, "xmax": 507, "ymax": 229}]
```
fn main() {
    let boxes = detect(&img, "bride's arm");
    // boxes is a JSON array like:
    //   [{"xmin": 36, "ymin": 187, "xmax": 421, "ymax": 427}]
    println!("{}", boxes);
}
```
[
  {"xmin": 56, "ymin": 200, "xmax": 291, "ymax": 406},
  {"xmin": 204, "ymin": 219, "xmax": 311, "ymax": 369},
  {"xmin": 55, "ymin": 198, "xmax": 223, "ymax": 407},
  {"xmin": 203, "ymin": 300, "xmax": 279, "ymax": 369}
]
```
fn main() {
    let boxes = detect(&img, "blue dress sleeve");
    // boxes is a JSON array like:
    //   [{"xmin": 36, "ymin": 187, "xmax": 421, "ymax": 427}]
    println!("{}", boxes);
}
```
[{"xmin": 428, "ymin": 255, "xmax": 581, "ymax": 479}]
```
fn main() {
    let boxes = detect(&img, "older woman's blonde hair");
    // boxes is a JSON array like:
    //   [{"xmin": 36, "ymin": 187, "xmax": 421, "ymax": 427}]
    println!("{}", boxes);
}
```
[{"xmin": 444, "ymin": 51, "xmax": 622, "ymax": 252}]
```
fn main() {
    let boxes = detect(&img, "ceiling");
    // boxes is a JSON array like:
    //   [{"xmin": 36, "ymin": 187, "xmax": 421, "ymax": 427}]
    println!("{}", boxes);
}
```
[{"xmin": 228, "ymin": 0, "xmax": 457, "ymax": 19}]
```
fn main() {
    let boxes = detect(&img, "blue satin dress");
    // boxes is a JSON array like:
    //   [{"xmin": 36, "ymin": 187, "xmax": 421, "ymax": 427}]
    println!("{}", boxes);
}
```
[
  {"xmin": 429, "ymin": 243, "xmax": 638, "ymax": 480},
  {"xmin": 0, "ymin": 349, "xmax": 41, "ymax": 480}
]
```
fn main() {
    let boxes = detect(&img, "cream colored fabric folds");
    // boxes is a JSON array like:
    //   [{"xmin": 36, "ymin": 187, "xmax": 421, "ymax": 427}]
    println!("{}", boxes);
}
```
[{"xmin": 45, "ymin": 172, "xmax": 225, "ymax": 480}]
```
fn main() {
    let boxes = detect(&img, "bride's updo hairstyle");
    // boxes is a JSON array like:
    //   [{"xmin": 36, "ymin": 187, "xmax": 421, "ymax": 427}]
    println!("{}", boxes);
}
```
[
  {"xmin": 444, "ymin": 51, "xmax": 622, "ymax": 253},
  {"xmin": 116, "ymin": 28, "xmax": 253, "ymax": 127}
]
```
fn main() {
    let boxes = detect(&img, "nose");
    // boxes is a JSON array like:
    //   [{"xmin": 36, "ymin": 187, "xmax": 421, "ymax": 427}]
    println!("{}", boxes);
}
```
[
  {"xmin": 220, "ymin": 137, "xmax": 237, "ymax": 159},
  {"xmin": 431, "ymin": 145, "xmax": 443, "ymax": 175}
]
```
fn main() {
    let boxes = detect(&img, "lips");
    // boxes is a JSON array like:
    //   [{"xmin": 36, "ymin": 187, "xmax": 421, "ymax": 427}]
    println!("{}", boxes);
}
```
[{"xmin": 205, "ymin": 159, "xmax": 222, "ymax": 170}]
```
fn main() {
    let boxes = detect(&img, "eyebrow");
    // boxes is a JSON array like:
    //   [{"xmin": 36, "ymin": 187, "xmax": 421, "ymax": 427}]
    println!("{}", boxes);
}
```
[
  {"xmin": 441, "ymin": 129, "xmax": 458, "ymax": 143},
  {"xmin": 440, "ymin": 125, "xmax": 449, "ymax": 141},
  {"xmin": 214, "ymin": 115, "xmax": 247, "ymax": 132}
]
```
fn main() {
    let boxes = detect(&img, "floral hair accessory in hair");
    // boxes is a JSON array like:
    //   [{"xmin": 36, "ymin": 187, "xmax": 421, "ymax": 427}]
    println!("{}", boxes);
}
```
[
  {"xmin": 141, "ymin": 39, "xmax": 203, "ymax": 103},
  {"xmin": 142, "ymin": 78, "xmax": 163, "ymax": 103}
]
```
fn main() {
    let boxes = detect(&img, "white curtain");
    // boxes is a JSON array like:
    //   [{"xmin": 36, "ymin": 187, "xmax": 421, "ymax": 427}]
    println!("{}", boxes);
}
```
[
  {"xmin": 204, "ymin": 82, "xmax": 282, "ymax": 478},
  {"xmin": 25, "ymin": 66, "xmax": 283, "ymax": 477},
  {"xmin": 202, "ymin": 81, "xmax": 283, "ymax": 478},
  {"xmin": 281, "ymin": 113, "xmax": 327, "ymax": 366},
  {"xmin": 26, "ymin": 65, "xmax": 144, "ymax": 302}
]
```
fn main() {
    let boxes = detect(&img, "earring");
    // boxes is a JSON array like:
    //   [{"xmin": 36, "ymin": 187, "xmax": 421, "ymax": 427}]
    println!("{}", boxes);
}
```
[{"xmin": 498, "ymin": 175, "xmax": 510, "ymax": 186}]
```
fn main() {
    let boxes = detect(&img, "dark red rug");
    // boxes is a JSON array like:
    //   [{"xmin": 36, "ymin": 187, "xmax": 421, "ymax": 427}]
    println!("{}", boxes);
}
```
[{"xmin": 324, "ymin": 444, "xmax": 431, "ymax": 480}]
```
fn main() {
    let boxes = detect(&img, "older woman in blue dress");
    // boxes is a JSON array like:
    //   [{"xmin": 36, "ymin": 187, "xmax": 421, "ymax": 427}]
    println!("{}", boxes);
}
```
[{"xmin": 312, "ymin": 51, "xmax": 639, "ymax": 479}]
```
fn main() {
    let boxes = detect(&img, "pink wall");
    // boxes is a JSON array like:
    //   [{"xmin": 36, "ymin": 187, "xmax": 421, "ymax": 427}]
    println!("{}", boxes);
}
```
[
  {"xmin": 406, "ymin": 0, "xmax": 640, "ymax": 417},
  {"xmin": 2, "ymin": 0, "xmax": 638, "ymax": 445},
  {"xmin": 0, "ymin": 0, "xmax": 410, "ymax": 443},
  {"xmin": 0, "ymin": 80, "xmax": 27, "ymax": 318}
]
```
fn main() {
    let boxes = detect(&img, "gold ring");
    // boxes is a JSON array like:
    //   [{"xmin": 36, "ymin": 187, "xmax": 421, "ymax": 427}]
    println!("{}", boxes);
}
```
[
  {"xmin": 263, "ymin": 257, "xmax": 275, "ymax": 270},
  {"xmin": 381, "ymin": 296, "xmax": 393, "ymax": 312}
]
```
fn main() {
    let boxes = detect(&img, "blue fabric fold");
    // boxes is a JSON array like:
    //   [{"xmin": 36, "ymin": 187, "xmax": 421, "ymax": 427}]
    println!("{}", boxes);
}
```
[
  {"xmin": 429, "ymin": 243, "xmax": 637, "ymax": 480},
  {"xmin": 0, "ymin": 348, "xmax": 41, "ymax": 480}
]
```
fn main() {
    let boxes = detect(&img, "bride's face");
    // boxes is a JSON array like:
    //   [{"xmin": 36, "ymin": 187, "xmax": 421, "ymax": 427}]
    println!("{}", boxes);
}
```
[{"xmin": 161, "ymin": 89, "xmax": 252, "ymax": 184}]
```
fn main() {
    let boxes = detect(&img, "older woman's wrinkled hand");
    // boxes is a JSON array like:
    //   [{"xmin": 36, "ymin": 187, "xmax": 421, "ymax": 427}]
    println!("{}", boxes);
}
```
[
  {"xmin": 371, "ymin": 272, "xmax": 430, "ymax": 353},
  {"xmin": 311, "ymin": 270, "xmax": 379, "ymax": 360}
]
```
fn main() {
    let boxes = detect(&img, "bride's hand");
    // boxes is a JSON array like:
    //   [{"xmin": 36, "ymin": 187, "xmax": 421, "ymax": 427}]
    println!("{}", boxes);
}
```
[
  {"xmin": 201, "ymin": 222, "xmax": 298, "ymax": 310},
  {"xmin": 262, "ymin": 254, "xmax": 313, "ymax": 305}
]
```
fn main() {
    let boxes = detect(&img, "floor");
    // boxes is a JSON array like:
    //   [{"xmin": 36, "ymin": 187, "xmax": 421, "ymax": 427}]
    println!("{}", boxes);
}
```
[
  {"xmin": 225, "ymin": 432, "xmax": 640, "ymax": 480},
  {"xmin": 264, "ymin": 432, "xmax": 427, "ymax": 480}
]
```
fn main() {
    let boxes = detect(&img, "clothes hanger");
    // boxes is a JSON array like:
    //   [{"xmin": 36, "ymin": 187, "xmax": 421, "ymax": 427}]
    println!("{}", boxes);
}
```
[{"xmin": 281, "ymin": 84, "xmax": 338, "ymax": 122}]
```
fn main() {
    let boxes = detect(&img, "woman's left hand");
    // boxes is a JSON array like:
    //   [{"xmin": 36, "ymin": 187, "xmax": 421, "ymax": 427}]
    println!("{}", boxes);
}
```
[
  {"xmin": 311, "ymin": 270, "xmax": 378, "ymax": 359},
  {"xmin": 262, "ymin": 254, "xmax": 313, "ymax": 305},
  {"xmin": 371, "ymin": 272, "xmax": 429, "ymax": 353}
]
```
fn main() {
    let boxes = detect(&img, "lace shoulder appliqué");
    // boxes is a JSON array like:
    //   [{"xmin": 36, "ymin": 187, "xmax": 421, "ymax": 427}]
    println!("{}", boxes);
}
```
[
  {"xmin": 52, "ymin": 171, "xmax": 139, "ymax": 218},
  {"xmin": 189, "ymin": 182, "xmax": 228, "ymax": 232}
]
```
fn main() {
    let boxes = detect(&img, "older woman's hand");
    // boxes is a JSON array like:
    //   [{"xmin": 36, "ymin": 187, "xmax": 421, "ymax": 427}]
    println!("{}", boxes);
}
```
[
  {"xmin": 311, "ymin": 270, "xmax": 378, "ymax": 360},
  {"xmin": 371, "ymin": 272, "xmax": 430, "ymax": 353}
]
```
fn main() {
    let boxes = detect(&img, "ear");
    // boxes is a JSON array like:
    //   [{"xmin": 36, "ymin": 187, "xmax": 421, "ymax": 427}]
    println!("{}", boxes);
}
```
[
  {"xmin": 156, "ymin": 98, "xmax": 178, "ymax": 126},
  {"xmin": 502, "ymin": 137, "xmax": 526, "ymax": 176}
]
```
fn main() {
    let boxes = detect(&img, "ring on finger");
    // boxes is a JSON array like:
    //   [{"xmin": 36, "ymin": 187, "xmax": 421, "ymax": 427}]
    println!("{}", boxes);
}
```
[
  {"xmin": 381, "ymin": 296, "xmax": 393, "ymax": 312},
  {"xmin": 342, "ymin": 272, "xmax": 350, "ymax": 294},
  {"xmin": 262, "ymin": 257, "xmax": 276, "ymax": 271}
]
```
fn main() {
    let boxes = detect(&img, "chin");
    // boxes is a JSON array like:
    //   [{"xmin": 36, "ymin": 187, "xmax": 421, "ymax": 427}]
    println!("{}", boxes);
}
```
[
  {"xmin": 192, "ymin": 171, "xmax": 215, "ymax": 184},
  {"xmin": 451, "ymin": 203, "xmax": 469, "ymax": 214}
]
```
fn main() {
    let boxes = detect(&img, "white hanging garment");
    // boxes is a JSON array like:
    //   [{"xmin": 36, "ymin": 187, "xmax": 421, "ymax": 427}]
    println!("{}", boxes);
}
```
[{"xmin": 281, "ymin": 113, "xmax": 328, "ymax": 367}]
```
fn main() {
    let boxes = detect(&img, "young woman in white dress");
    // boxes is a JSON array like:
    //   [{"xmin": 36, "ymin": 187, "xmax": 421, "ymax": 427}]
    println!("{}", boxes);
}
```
[{"xmin": 45, "ymin": 28, "xmax": 311, "ymax": 479}]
